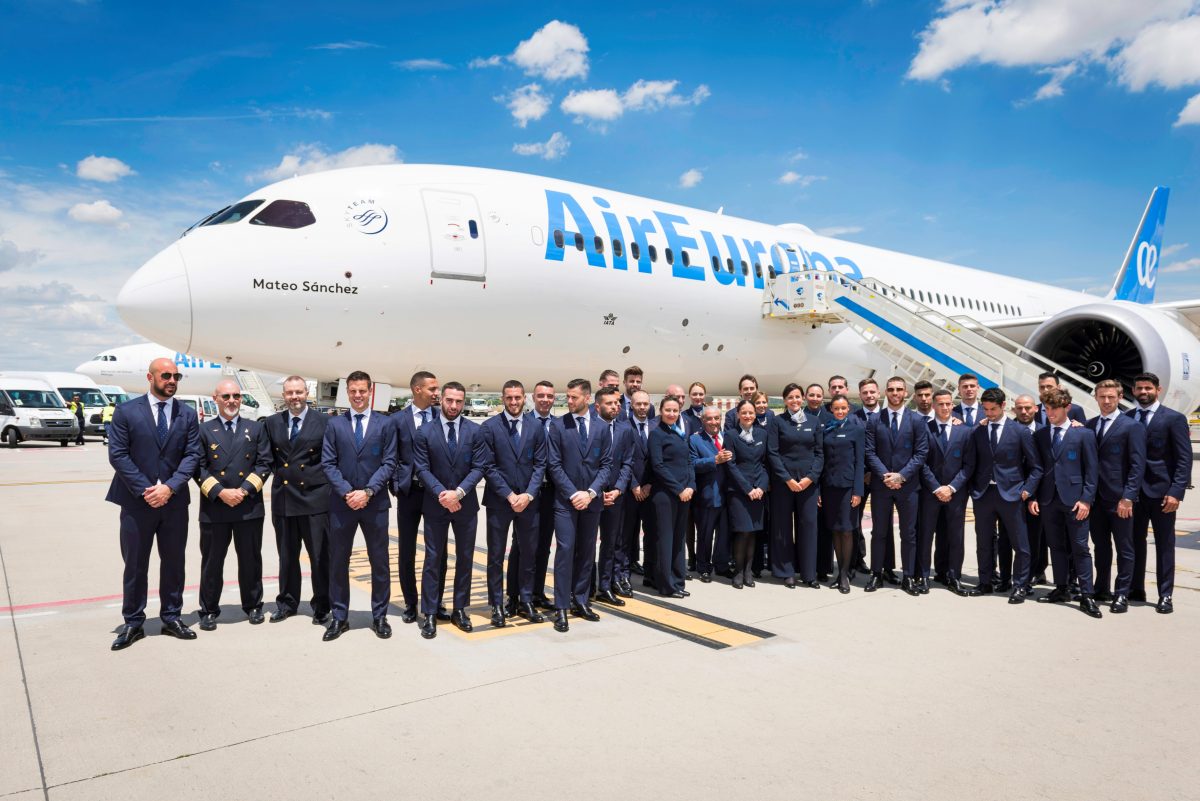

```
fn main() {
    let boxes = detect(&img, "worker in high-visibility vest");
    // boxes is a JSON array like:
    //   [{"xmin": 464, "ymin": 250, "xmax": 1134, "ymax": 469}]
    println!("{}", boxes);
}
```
[{"xmin": 101, "ymin": 400, "xmax": 115, "ymax": 445}]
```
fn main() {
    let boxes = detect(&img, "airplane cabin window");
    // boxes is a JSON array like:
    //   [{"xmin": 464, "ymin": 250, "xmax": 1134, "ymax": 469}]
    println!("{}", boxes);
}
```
[
  {"xmin": 711, "ymin": 256, "xmax": 721, "ymax": 275},
  {"xmin": 250, "ymin": 200, "xmax": 316, "ymax": 229},
  {"xmin": 918, "ymin": 290, "xmax": 926, "ymax": 303},
  {"xmin": 682, "ymin": 250, "xmax": 690, "ymax": 267},
  {"xmin": 665, "ymin": 247, "xmax": 674, "ymax": 265},
  {"xmin": 469, "ymin": 220, "xmax": 479, "ymax": 239},
  {"xmin": 741, "ymin": 260, "xmax": 749, "ymax": 276},
  {"xmin": 613, "ymin": 239, "xmax": 623, "ymax": 258},
  {"xmin": 202, "ymin": 200, "xmax": 264, "ymax": 227},
  {"xmin": 574, "ymin": 233, "xmax": 585, "ymax": 251},
  {"xmin": 594, "ymin": 235, "xmax": 604, "ymax": 254},
  {"xmin": 767, "ymin": 264, "xmax": 776, "ymax": 279},
  {"xmin": 630, "ymin": 242, "xmax": 641, "ymax": 260},
  {"xmin": 754, "ymin": 263, "xmax": 762, "ymax": 279},
  {"xmin": 553, "ymin": 230, "xmax": 564, "ymax": 249},
  {"xmin": 648, "ymin": 245, "xmax": 658, "ymax": 262}
]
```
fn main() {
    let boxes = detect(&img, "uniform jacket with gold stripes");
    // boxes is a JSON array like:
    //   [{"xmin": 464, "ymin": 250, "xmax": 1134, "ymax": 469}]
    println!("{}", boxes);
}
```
[{"xmin": 194, "ymin": 416, "xmax": 272, "ymax": 523}]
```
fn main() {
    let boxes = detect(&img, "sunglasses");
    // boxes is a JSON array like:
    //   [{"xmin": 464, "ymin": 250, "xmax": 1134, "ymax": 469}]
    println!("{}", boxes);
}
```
[
  {"xmin": 158, "ymin": 372, "xmax": 183, "ymax": 381},
  {"xmin": 218, "ymin": 393, "xmax": 242, "ymax": 400}
]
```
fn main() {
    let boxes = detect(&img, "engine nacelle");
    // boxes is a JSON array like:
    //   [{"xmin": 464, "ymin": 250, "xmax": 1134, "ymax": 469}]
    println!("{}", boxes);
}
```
[{"xmin": 1026, "ymin": 301, "xmax": 1200, "ymax": 412}]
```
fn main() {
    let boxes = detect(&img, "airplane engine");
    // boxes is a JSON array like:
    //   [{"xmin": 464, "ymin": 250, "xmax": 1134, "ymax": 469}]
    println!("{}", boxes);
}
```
[{"xmin": 1026, "ymin": 301, "xmax": 1200, "ymax": 411}]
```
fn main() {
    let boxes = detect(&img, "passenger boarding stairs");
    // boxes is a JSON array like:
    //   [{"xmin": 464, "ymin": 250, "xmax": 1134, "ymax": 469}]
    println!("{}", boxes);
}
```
[
  {"xmin": 763, "ymin": 269, "xmax": 1107, "ymax": 418},
  {"xmin": 223, "ymin": 368, "xmax": 277, "ymax": 418}
]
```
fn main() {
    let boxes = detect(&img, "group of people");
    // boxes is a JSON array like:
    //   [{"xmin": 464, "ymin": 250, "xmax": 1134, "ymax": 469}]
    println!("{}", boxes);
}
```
[{"xmin": 104, "ymin": 359, "xmax": 1188, "ymax": 651}]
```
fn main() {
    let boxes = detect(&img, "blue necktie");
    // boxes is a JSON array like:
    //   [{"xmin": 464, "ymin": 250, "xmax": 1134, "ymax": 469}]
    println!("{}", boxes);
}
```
[
  {"xmin": 539, "ymin": 416, "xmax": 549, "ymax": 430},
  {"xmin": 1097, "ymin": 417, "xmax": 1108, "ymax": 441},
  {"xmin": 155, "ymin": 401, "xmax": 168, "ymax": 445},
  {"xmin": 446, "ymin": 420, "xmax": 457, "ymax": 456},
  {"xmin": 1138, "ymin": 408, "xmax": 1149, "ymax": 425},
  {"xmin": 989, "ymin": 422, "xmax": 998, "ymax": 451},
  {"xmin": 964, "ymin": 407, "xmax": 974, "ymax": 427},
  {"xmin": 577, "ymin": 416, "xmax": 588, "ymax": 450},
  {"xmin": 891, "ymin": 411, "xmax": 898, "ymax": 433},
  {"xmin": 420, "ymin": 409, "xmax": 429, "ymax": 426},
  {"xmin": 1052, "ymin": 426, "xmax": 1063, "ymax": 447},
  {"xmin": 940, "ymin": 423, "xmax": 948, "ymax": 447},
  {"xmin": 354, "ymin": 413, "xmax": 364, "ymax": 447},
  {"xmin": 508, "ymin": 418, "xmax": 519, "ymax": 440},
  {"xmin": 225, "ymin": 419, "xmax": 235, "ymax": 435},
  {"xmin": 290, "ymin": 416, "xmax": 300, "ymax": 441}
]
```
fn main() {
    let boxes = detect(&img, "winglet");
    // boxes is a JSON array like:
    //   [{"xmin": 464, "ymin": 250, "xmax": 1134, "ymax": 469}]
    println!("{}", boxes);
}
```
[{"xmin": 1107, "ymin": 186, "xmax": 1169, "ymax": 304}]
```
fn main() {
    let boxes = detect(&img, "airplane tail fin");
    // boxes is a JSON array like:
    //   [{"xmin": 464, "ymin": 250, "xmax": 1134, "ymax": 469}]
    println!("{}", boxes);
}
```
[{"xmin": 1107, "ymin": 186, "xmax": 1169, "ymax": 304}]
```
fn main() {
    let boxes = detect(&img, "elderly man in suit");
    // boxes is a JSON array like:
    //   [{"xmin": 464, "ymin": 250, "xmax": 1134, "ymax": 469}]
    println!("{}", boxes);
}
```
[
  {"xmin": 690, "ymin": 405, "xmax": 731, "ymax": 583},
  {"xmin": 106, "ymin": 357, "xmax": 203, "ymax": 650},
  {"xmin": 320, "ymin": 370, "xmax": 398, "ymax": 642}
]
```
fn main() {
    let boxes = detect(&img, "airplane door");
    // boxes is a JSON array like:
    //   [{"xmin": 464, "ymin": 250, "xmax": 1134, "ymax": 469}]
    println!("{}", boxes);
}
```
[{"xmin": 422, "ymin": 190, "xmax": 486, "ymax": 281}]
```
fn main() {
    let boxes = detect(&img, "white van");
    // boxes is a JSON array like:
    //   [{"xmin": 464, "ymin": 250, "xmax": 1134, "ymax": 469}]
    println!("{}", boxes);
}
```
[
  {"xmin": 174, "ymin": 394, "xmax": 220, "ymax": 424},
  {"xmin": 0, "ymin": 371, "xmax": 110, "ymax": 437},
  {"xmin": 0, "ymin": 377, "xmax": 79, "ymax": 447},
  {"xmin": 98, "ymin": 385, "xmax": 134, "ymax": 405}
]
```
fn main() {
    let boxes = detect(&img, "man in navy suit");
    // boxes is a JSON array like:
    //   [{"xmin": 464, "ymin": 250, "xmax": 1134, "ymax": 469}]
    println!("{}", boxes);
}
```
[
  {"xmin": 505, "ymin": 380, "xmax": 559, "ymax": 610},
  {"xmin": 724, "ymin": 374, "xmax": 762, "ymax": 432},
  {"xmin": 690, "ymin": 406, "xmax": 731, "ymax": 583},
  {"xmin": 389, "ymin": 371, "xmax": 439, "ymax": 625},
  {"xmin": 919, "ymin": 389, "xmax": 972, "ymax": 595},
  {"xmin": 413, "ymin": 381, "xmax": 484, "ymax": 639},
  {"xmin": 621, "ymin": 365, "xmax": 656, "ymax": 421},
  {"xmin": 1010, "ymin": 394, "xmax": 1047, "ymax": 587},
  {"xmin": 1087, "ymin": 380, "xmax": 1146, "ymax": 613},
  {"xmin": 595, "ymin": 386, "xmax": 634, "ymax": 606},
  {"xmin": 1036, "ymin": 372, "xmax": 1088, "ymax": 426},
  {"xmin": 106, "ymin": 357, "xmax": 203, "ymax": 650},
  {"xmin": 864, "ymin": 377, "xmax": 929, "ymax": 595},
  {"xmin": 479, "ymin": 380, "xmax": 547, "ymax": 626},
  {"xmin": 547, "ymin": 378, "xmax": 612, "ymax": 633},
  {"xmin": 1031, "ymin": 388, "xmax": 1101, "ymax": 617},
  {"xmin": 964, "ymin": 387, "xmax": 1042, "ymax": 602},
  {"xmin": 952, "ymin": 373, "xmax": 983, "ymax": 427},
  {"xmin": 1128, "ymin": 372, "xmax": 1190, "ymax": 614},
  {"xmin": 824, "ymin": 375, "xmax": 859, "ymax": 415},
  {"xmin": 320, "ymin": 371, "xmax": 398, "ymax": 642},
  {"xmin": 623, "ymin": 390, "xmax": 657, "ymax": 590}
]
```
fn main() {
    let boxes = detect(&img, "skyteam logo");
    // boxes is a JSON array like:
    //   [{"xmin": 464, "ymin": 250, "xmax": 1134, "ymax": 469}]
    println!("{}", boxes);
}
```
[
  {"xmin": 1136, "ymin": 241, "xmax": 1158, "ymax": 289},
  {"xmin": 344, "ymin": 199, "xmax": 388, "ymax": 235}
]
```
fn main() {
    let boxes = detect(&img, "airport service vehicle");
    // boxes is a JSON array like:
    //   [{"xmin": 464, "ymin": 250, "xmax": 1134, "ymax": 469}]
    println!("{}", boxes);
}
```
[
  {"xmin": 465, "ymin": 398, "xmax": 491, "ymax": 417},
  {"xmin": 98, "ymin": 385, "xmax": 133, "ymax": 404},
  {"xmin": 0, "ymin": 377, "xmax": 78, "ymax": 447},
  {"xmin": 113, "ymin": 165, "xmax": 1200, "ymax": 412},
  {"xmin": 175, "ymin": 395, "xmax": 219, "ymax": 423},
  {"xmin": 0, "ymin": 371, "xmax": 109, "ymax": 437}
]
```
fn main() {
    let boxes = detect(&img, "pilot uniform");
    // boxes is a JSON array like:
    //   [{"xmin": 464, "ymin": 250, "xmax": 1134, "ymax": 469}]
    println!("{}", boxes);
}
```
[
  {"xmin": 265, "ymin": 406, "xmax": 332, "ymax": 622},
  {"xmin": 195, "ymin": 414, "xmax": 272, "ymax": 622}
]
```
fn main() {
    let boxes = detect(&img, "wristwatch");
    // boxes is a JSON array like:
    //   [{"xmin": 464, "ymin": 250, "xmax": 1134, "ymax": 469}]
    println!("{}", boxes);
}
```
[{"xmin": 364, "ymin": 488, "xmax": 374, "ymax": 499}]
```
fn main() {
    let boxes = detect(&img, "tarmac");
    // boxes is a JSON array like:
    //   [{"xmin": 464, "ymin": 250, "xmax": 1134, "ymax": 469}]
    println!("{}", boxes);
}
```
[{"xmin": 1, "ymin": 436, "xmax": 1197, "ymax": 801}]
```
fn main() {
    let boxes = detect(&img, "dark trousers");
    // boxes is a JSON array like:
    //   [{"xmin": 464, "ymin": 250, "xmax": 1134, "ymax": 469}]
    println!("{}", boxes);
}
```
[
  {"xmin": 816, "ymin": 512, "xmax": 834, "ymax": 577},
  {"xmin": 869, "ymin": 484, "xmax": 919, "ymax": 576},
  {"xmin": 651, "ymin": 490, "xmax": 689, "ymax": 594},
  {"xmin": 488, "ymin": 504, "xmax": 537, "ymax": 605},
  {"xmin": 620, "ymin": 493, "xmax": 655, "ymax": 580},
  {"xmin": 421, "ymin": 503, "xmax": 478, "ymax": 615},
  {"xmin": 1091, "ymin": 501, "xmax": 1135, "ymax": 596},
  {"xmin": 770, "ymin": 482, "xmax": 819, "ymax": 580},
  {"xmin": 1042, "ymin": 497, "xmax": 1095, "ymax": 594},
  {"xmin": 553, "ymin": 503, "xmax": 602, "ymax": 609},
  {"xmin": 693, "ymin": 503, "xmax": 728, "ymax": 575},
  {"xmin": 506, "ymin": 487, "xmax": 556, "ymax": 599},
  {"xmin": 1132, "ymin": 496, "xmax": 1177, "ymax": 598},
  {"xmin": 973, "ymin": 486, "xmax": 1030, "ymax": 587},
  {"xmin": 1028, "ymin": 507, "xmax": 1048, "ymax": 577},
  {"xmin": 199, "ymin": 518, "xmax": 264, "ymax": 616},
  {"xmin": 854, "ymin": 485, "xmax": 895, "ymax": 569},
  {"xmin": 394, "ymin": 486, "xmax": 425, "ymax": 609},
  {"xmin": 273, "ymin": 513, "xmax": 330, "ymax": 616},
  {"xmin": 597, "ymin": 496, "xmax": 627, "ymax": 591},
  {"xmin": 919, "ymin": 489, "xmax": 967, "ymax": 579},
  {"xmin": 118, "ymin": 504, "xmax": 188, "ymax": 625},
  {"xmin": 328, "ymin": 503, "xmax": 390, "ymax": 622}
]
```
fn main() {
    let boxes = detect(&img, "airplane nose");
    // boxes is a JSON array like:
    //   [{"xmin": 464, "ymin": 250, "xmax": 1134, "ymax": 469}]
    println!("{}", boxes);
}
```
[{"xmin": 116, "ymin": 244, "xmax": 192, "ymax": 352}]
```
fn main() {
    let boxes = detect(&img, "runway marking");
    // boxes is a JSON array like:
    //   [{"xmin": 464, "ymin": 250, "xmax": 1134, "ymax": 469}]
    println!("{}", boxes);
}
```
[
  {"xmin": 0, "ymin": 478, "xmax": 110, "ymax": 487},
  {"xmin": 0, "ymin": 574, "xmax": 298, "ymax": 614}
]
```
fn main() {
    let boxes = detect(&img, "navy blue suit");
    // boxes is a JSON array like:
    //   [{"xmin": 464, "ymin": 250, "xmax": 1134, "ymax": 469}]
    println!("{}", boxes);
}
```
[
  {"xmin": 965, "ymin": 419, "xmax": 1041, "ymax": 588},
  {"xmin": 622, "ymin": 416, "xmax": 657, "ymax": 582},
  {"xmin": 597, "ymin": 417, "xmax": 635, "ymax": 592},
  {"xmin": 479, "ymin": 412, "xmax": 547, "ymax": 606},
  {"xmin": 690, "ymin": 428, "xmax": 729, "ymax": 575},
  {"xmin": 548, "ymin": 412, "xmax": 612, "ymax": 609},
  {"xmin": 321, "ymin": 411, "xmax": 397, "ymax": 622},
  {"xmin": 414, "ymin": 415, "xmax": 484, "ymax": 616},
  {"xmin": 106, "ymin": 395, "xmax": 203, "ymax": 625},
  {"xmin": 865, "ymin": 408, "xmax": 928, "ymax": 577},
  {"xmin": 620, "ymin": 395, "xmax": 655, "ymax": 422},
  {"xmin": 768, "ymin": 410, "xmax": 825, "ymax": 580},
  {"xmin": 1087, "ymin": 414, "xmax": 1145, "ymax": 597},
  {"xmin": 952, "ymin": 403, "xmax": 984, "ymax": 428},
  {"xmin": 1033, "ymin": 423, "xmax": 1098, "ymax": 594},
  {"xmin": 920, "ymin": 417, "xmax": 973, "ymax": 581},
  {"xmin": 649, "ymin": 421, "xmax": 696, "ymax": 594},
  {"xmin": 389, "ymin": 403, "xmax": 438, "ymax": 611},
  {"xmin": 852, "ymin": 407, "xmax": 890, "ymax": 570},
  {"xmin": 1127, "ymin": 404, "xmax": 1190, "ymax": 599}
]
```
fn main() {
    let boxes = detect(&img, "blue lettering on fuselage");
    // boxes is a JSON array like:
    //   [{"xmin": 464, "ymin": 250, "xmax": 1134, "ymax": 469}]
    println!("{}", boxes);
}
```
[
  {"xmin": 174, "ymin": 353, "xmax": 221, "ymax": 369},
  {"xmin": 542, "ymin": 188, "xmax": 864, "ymax": 284}
]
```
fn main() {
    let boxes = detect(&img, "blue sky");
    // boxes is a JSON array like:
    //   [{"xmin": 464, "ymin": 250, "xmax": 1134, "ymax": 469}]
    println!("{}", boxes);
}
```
[{"xmin": 1, "ymin": 1, "xmax": 1199, "ymax": 369}]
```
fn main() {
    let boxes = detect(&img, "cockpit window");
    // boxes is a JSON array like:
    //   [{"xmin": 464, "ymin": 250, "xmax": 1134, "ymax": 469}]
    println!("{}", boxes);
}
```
[
  {"xmin": 250, "ymin": 200, "xmax": 316, "ymax": 229},
  {"xmin": 202, "ymin": 199, "xmax": 265, "ymax": 227}
]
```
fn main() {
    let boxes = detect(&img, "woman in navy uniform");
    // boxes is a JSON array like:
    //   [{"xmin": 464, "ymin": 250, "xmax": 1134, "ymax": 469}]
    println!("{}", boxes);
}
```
[
  {"xmin": 648, "ymin": 396, "xmax": 696, "ymax": 598},
  {"xmin": 819, "ymin": 395, "xmax": 864, "ymax": 593},
  {"xmin": 768, "ymin": 383, "xmax": 825, "ymax": 588},
  {"xmin": 725, "ymin": 400, "xmax": 770, "ymax": 589}
]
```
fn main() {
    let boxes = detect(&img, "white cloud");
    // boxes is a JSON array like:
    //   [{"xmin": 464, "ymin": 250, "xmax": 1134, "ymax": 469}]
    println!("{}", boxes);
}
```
[
  {"xmin": 394, "ymin": 58, "xmax": 452, "ymax": 71},
  {"xmin": 0, "ymin": 236, "xmax": 42, "ymax": 272},
  {"xmin": 76, "ymin": 155, "xmax": 135, "ymax": 182},
  {"xmin": 512, "ymin": 131, "xmax": 570, "ymax": 160},
  {"xmin": 560, "ymin": 80, "xmax": 711, "ymax": 125},
  {"xmin": 68, "ymin": 200, "xmax": 124, "ymax": 225},
  {"xmin": 470, "ymin": 55, "xmax": 504, "ymax": 69},
  {"xmin": 678, "ymin": 168, "xmax": 704, "ymax": 189},
  {"xmin": 923, "ymin": 214, "xmax": 939, "ymax": 223},
  {"xmin": 511, "ymin": 20, "xmax": 589, "ymax": 81},
  {"xmin": 1162, "ymin": 257, "xmax": 1200, "ymax": 273},
  {"xmin": 1163, "ymin": 242, "xmax": 1189, "ymax": 257},
  {"xmin": 1174, "ymin": 92, "xmax": 1200, "ymax": 125},
  {"xmin": 777, "ymin": 172, "xmax": 826, "ymax": 187},
  {"xmin": 254, "ymin": 143, "xmax": 401, "ymax": 182},
  {"xmin": 502, "ymin": 84, "xmax": 551, "ymax": 127},
  {"xmin": 1032, "ymin": 62, "xmax": 1078, "ymax": 100},
  {"xmin": 561, "ymin": 88, "xmax": 624, "ymax": 122},
  {"xmin": 815, "ymin": 225, "xmax": 864, "ymax": 237},
  {"xmin": 310, "ymin": 41, "xmax": 380, "ymax": 51},
  {"xmin": 1112, "ymin": 15, "xmax": 1200, "ymax": 90},
  {"xmin": 5, "ymin": 280, "xmax": 101, "ymax": 304},
  {"xmin": 788, "ymin": 148, "xmax": 809, "ymax": 162}
]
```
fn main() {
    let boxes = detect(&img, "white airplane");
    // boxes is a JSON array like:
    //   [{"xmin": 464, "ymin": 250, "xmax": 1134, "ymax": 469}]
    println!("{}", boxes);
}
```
[
  {"xmin": 113, "ymin": 165, "xmax": 1200, "ymax": 410},
  {"xmin": 76, "ymin": 342, "xmax": 289, "ymax": 399}
]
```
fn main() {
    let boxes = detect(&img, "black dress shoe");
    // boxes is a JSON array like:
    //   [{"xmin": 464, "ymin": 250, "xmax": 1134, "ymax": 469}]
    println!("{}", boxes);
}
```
[
  {"xmin": 571, "ymin": 603, "xmax": 601, "ymax": 621},
  {"xmin": 595, "ymin": 589, "xmax": 626, "ymax": 607},
  {"xmin": 1032, "ymin": 572, "xmax": 1049, "ymax": 586},
  {"xmin": 817, "ymin": 572, "xmax": 830, "ymax": 582},
  {"xmin": 553, "ymin": 610, "xmax": 570, "ymax": 632},
  {"xmin": 311, "ymin": 611, "xmax": 330, "ymax": 625},
  {"xmin": 616, "ymin": 580, "xmax": 634, "ymax": 597},
  {"xmin": 642, "ymin": 578, "xmax": 658, "ymax": 590},
  {"xmin": 1156, "ymin": 595, "xmax": 1174, "ymax": 614},
  {"xmin": 699, "ymin": 572, "xmax": 712, "ymax": 583},
  {"xmin": 732, "ymin": 573, "xmax": 744, "ymax": 589},
  {"xmin": 947, "ymin": 578, "xmax": 969, "ymax": 597},
  {"xmin": 995, "ymin": 580, "xmax": 1013, "ymax": 593},
  {"xmin": 864, "ymin": 574, "xmax": 883, "ymax": 592},
  {"xmin": 505, "ymin": 598, "xmax": 520, "ymax": 618},
  {"xmin": 1080, "ymin": 596, "xmax": 1103, "ymax": 619},
  {"xmin": 436, "ymin": 605, "xmax": 452, "ymax": 621},
  {"xmin": 1111, "ymin": 595, "xmax": 1129, "ymax": 614},
  {"xmin": 838, "ymin": 576, "xmax": 851, "ymax": 594},
  {"xmin": 933, "ymin": 572, "xmax": 948, "ymax": 586},
  {"xmin": 1129, "ymin": 590, "xmax": 1147, "ymax": 603},
  {"xmin": 1094, "ymin": 590, "xmax": 1114, "ymax": 603},
  {"xmin": 269, "ymin": 608, "xmax": 295, "ymax": 623},
  {"xmin": 916, "ymin": 578, "xmax": 930, "ymax": 595},
  {"xmin": 968, "ymin": 583, "xmax": 993, "ymax": 596},
  {"xmin": 802, "ymin": 580, "xmax": 821, "ymax": 589},
  {"xmin": 400, "ymin": 605, "xmax": 418, "ymax": 624},
  {"xmin": 419, "ymin": 615, "xmax": 437, "ymax": 639},
  {"xmin": 882, "ymin": 569, "xmax": 900, "ymax": 585},
  {"xmin": 111, "ymin": 624, "xmax": 144, "ymax": 651},
  {"xmin": 371, "ymin": 616, "xmax": 392, "ymax": 639},
  {"xmin": 668, "ymin": 590, "xmax": 686, "ymax": 598},
  {"xmin": 1008, "ymin": 588, "xmax": 1029, "ymax": 604},
  {"xmin": 518, "ymin": 602, "xmax": 545, "ymax": 623},
  {"xmin": 199, "ymin": 613, "xmax": 217, "ymax": 632},
  {"xmin": 247, "ymin": 608, "xmax": 265, "ymax": 625},
  {"xmin": 784, "ymin": 577, "xmax": 796, "ymax": 589},
  {"xmin": 532, "ymin": 594, "xmax": 556, "ymax": 610},
  {"xmin": 322, "ymin": 619, "xmax": 349, "ymax": 641},
  {"xmin": 490, "ymin": 605, "xmax": 507, "ymax": 628},
  {"xmin": 161, "ymin": 619, "xmax": 197, "ymax": 640},
  {"xmin": 450, "ymin": 609, "xmax": 473, "ymax": 632},
  {"xmin": 1037, "ymin": 587, "xmax": 1072, "ymax": 604},
  {"xmin": 901, "ymin": 577, "xmax": 919, "ymax": 596},
  {"xmin": 744, "ymin": 573, "xmax": 756, "ymax": 588},
  {"xmin": 630, "ymin": 561, "xmax": 645, "ymax": 576}
]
